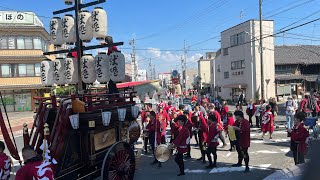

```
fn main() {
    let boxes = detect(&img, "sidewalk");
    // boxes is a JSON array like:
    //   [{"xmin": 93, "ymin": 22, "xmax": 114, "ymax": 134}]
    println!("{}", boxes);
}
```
[{"xmin": 0, "ymin": 111, "xmax": 35, "ymax": 138}]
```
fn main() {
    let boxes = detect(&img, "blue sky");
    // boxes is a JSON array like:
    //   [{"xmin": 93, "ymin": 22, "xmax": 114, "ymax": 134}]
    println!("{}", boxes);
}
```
[{"xmin": 1, "ymin": 0, "xmax": 320, "ymax": 73}]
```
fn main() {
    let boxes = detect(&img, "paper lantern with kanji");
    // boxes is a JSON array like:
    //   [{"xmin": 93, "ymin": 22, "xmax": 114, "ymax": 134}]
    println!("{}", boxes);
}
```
[
  {"xmin": 78, "ymin": 10, "xmax": 93, "ymax": 42},
  {"xmin": 108, "ymin": 52, "xmax": 125, "ymax": 82},
  {"xmin": 92, "ymin": 7, "xmax": 108, "ymax": 40},
  {"xmin": 64, "ymin": 0, "xmax": 74, "ymax": 5},
  {"xmin": 64, "ymin": 57, "xmax": 79, "ymax": 84},
  {"xmin": 40, "ymin": 60, "xmax": 54, "ymax": 86},
  {"xmin": 62, "ymin": 14, "xmax": 76, "ymax": 44},
  {"xmin": 81, "ymin": 54, "xmax": 96, "ymax": 83},
  {"xmin": 95, "ymin": 52, "xmax": 110, "ymax": 83},
  {"xmin": 50, "ymin": 17, "xmax": 63, "ymax": 46},
  {"xmin": 53, "ymin": 58, "xmax": 65, "ymax": 85}
]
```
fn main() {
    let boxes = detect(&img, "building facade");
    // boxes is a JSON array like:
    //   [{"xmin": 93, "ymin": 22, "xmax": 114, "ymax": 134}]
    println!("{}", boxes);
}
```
[
  {"xmin": 158, "ymin": 72, "xmax": 171, "ymax": 88},
  {"xmin": 198, "ymin": 52, "xmax": 215, "ymax": 90},
  {"xmin": 0, "ymin": 11, "xmax": 51, "ymax": 112},
  {"xmin": 275, "ymin": 45, "xmax": 320, "ymax": 99},
  {"xmin": 211, "ymin": 20, "xmax": 275, "ymax": 102}
]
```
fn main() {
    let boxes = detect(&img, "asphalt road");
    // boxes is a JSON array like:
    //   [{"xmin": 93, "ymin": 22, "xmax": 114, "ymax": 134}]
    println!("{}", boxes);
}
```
[{"xmin": 4, "ymin": 105, "xmax": 298, "ymax": 180}]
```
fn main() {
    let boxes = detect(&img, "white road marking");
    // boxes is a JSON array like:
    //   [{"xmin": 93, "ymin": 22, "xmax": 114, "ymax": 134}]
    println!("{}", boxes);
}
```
[
  {"xmin": 185, "ymin": 169, "xmax": 207, "ymax": 173},
  {"xmin": 209, "ymin": 164, "xmax": 272, "ymax": 174},
  {"xmin": 280, "ymin": 148, "xmax": 290, "ymax": 153},
  {"xmin": 255, "ymin": 150, "xmax": 278, "ymax": 154}
]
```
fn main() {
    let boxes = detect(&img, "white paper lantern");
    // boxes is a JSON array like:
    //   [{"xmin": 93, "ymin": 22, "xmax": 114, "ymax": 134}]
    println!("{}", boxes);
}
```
[
  {"xmin": 92, "ymin": 7, "xmax": 108, "ymax": 40},
  {"xmin": 40, "ymin": 60, "xmax": 54, "ymax": 86},
  {"xmin": 53, "ymin": 58, "xmax": 65, "ymax": 85},
  {"xmin": 64, "ymin": 0, "xmax": 74, "ymax": 5},
  {"xmin": 64, "ymin": 57, "xmax": 79, "ymax": 84},
  {"xmin": 108, "ymin": 52, "xmax": 125, "ymax": 82},
  {"xmin": 69, "ymin": 114, "xmax": 79, "ymax": 129},
  {"xmin": 62, "ymin": 14, "xmax": 76, "ymax": 44},
  {"xmin": 50, "ymin": 17, "xmax": 63, "ymax": 46},
  {"xmin": 78, "ymin": 10, "xmax": 93, "ymax": 42},
  {"xmin": 81, "ymin": 54, "xmax": 96, "ymax": 84},
  {"xmin": 95, "ymin": 52, "xmax": 110, "ymax": 83},
  {"xmin": 131, "ymin": 106, "xmax": 140, "ymax": 119},
  {"xmin": 102, "ymin": 111, "xmax": 112, "ymax": 126},
  {"xmin": 117, "ymin": 108, "xmax": 126, "ymax": 122}
]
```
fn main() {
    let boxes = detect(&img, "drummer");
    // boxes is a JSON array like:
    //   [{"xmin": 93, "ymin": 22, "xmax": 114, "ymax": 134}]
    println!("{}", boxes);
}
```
[
  {"xmin": 148, "ymin": 111, "xmax": 162, "ymax": 167},
  {"xmin": 173, "ymin": 115, "xmax": 190, "ymax": 176}
]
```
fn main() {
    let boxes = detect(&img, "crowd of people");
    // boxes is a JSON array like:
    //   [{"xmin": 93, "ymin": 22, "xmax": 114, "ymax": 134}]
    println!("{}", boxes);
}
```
[{"xmin": 140, "ymin": 94, "xmax": 312, "ymax": 176}]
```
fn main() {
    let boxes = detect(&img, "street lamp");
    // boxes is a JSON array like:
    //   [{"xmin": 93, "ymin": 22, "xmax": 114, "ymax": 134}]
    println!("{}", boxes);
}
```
[{"xmin": 245, "ymin": 31, "xmax": 264, "ymax": 100}]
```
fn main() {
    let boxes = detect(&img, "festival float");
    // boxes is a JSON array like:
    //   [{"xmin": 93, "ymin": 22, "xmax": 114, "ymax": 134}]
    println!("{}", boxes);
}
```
[{"xmin": 0, "ymin": 0, "xmax": 159, "ymax": 179}]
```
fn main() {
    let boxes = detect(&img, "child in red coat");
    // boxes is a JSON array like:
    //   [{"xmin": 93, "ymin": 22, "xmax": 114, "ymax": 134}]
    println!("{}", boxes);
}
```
[
  {"xmin": 288, "ymin": 112, "xmax": 309, "ymax": 165},
  {"xmin": 261, "ymin": 105, "xmax": 275, "ymax": 139},
  {"xmin": 205, "ymin": 114, "xmax": 220, "ymax": 168}
]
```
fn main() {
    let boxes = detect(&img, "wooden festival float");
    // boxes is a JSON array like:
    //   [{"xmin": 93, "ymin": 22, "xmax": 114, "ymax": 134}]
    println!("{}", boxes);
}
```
[{"xmin": 0, "ymin": 0, "xmax": 163, "ymax": 179}]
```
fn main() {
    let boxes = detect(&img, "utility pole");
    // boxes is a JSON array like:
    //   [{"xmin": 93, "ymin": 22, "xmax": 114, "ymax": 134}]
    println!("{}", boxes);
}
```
[
  {"xmin": 130, "ymin": 38, "xmax": 137, "ymax": 81},
  {"xmin": 259, "ymin": 0, "xmax": 265, "ymax": 100},
  {"xmin": 181, "ymin": 40, "xmax": 187, "ymax": 91},
  {"xmin": 153, "ymin": 65, "xmax": 156, "ymax": 80},
  {"xmin": 149, "ymin": 59, "xmax": 152, "ymax": 80}
]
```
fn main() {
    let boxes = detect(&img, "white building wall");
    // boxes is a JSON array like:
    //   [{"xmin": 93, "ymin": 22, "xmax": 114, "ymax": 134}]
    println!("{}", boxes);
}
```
[{"xmin": 213, "ymin": 20, "xmax": 275, "ymax": 101}]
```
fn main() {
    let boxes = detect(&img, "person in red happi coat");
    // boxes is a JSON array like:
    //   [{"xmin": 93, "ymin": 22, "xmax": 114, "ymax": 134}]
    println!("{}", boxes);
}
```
[
  {"xmin": 0, "ymin": 141, "xmax": 11, "ymax": 180},
  {"xmin": 15, "ymin": 146, "xmax": 54, "ymax": 180},
  {"xmin": 158, "ymin": 105, "xmax": 170, "ymax": 124},
  {"xmin": 221, "ymin": 101, "xmax": 229, "ymax": 125},
  {"xmin": 173, "ymin": 115, "xmax": 190, "ymax": 176},
  {"xmin": 208, "ymin": 105, "xmax": 227, "ymax": 147},
  {"xmin": 192, "ymin": 112, "xmax": 208, "ymax": 163},
  {"xmin": 288, "ymin": 112, "xmax": 309, "ymax": 165},
  {"xmin": 206, "ymin": 114, "xmax": 220, "ymax": 168},
  {"xmin": 191, "ymin": 94, "xmax": 198, "ymax": 103},
  {"xmin": 170, "ymin": 112, "xmax": 180, "ymax": 142},
  {"xmin": 224, "ymin": 112, "xmax": 236, "ymax": 151},
  {"xmin": 261, "ymin": 105, "xmax": 275, "ymax": 139},
  {"xmin": 232, "ymin": 111, "xmax": 251, "ymax": 173},
  {"xmin": 183, "ymin": 110, "xmax": 194, "ymax": 159},
  {"xmin": 148, "ymin": 111, "xmax": 162, "ymax": 167}
]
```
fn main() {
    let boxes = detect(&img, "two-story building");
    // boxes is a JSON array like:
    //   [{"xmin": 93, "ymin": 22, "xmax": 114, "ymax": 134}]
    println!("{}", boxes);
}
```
[
  {"xmin": 275, "ymin": 45, "xmax": 320, "ymax": 98},
  {"xmin": 198, "ymin": 52, "xmax": 215, "ymax": 93},
  {"xmin": 0, "ymin": 11, "xmax": 52, "ymax": 112},
  {"xmin": 211, "ymin": 20, "xmax": 276, "ymax": 102}
]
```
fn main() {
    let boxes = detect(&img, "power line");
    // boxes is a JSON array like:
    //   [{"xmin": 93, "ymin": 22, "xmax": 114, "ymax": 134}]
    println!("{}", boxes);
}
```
[
  {"xmin": 278, "ymin": 9, "xmax": 320, "ymax": 31},
  {"xmin": 264, "ymin": 0, "xmax": 316, "ymax": 19},
  {"xmin": 135, "ymin": 0, "xmax": 229, "ymax": 41}
]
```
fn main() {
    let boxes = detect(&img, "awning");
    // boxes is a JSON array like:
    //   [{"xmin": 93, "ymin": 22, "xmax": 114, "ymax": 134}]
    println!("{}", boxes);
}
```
[
  {"xmin": 223, "ymin": 83, "xmax": 247, "ymax": 88},
  {"xmin": 0, "ymin": 84, "xmax": 49, "ymax": 90}
]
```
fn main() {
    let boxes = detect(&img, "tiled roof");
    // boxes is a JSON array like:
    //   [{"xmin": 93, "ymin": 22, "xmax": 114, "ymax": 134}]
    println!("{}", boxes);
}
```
[
  {"xmin": 275, "ymin": 74, "xmax": 319, "ymax": 81},
  {"xmin": 275, "ymin": 45, "xmax": 320, "ymax": 65}
]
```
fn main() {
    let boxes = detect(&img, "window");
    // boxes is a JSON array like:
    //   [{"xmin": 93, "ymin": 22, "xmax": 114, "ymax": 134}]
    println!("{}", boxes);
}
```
[
  {"xmin": 218, "ymin": 87, "xmax": 222, "ymax": 92},
  {"xmin": 8, "ymin": 37, "xmax": 15, "ymax": 49},
  {"xmin": 33, "ymin": 37, "xmax": 42, "ymax": 49},
  {"xmin": 217, "ymin": 65, "xmax": 221, "ymax": 72},
  {"xmin": 0, "ymin": 37, "xmax": 7, "ymax": 49},
  {"xmin": 230, "ymin": 32, "xmax": 245, "ymax": 47},
  {"xmin": 12, "ymin": 64, "xmax": 18, "ymax": 77},
  {"xmin": 1, "ymin": 64, "xmax": 11, "ymax": 77},
  {"xmin": 35, "ymin": 63, "xmax": 41, "ymax": 76},
  {"xmin": 231, "ymin": 60, "xmax": 245, "ymax": 70},
  {"xmin": 26, "ymin": 64, "xmax": 35, "ymax": 76},
  {"xmin": 17, "ymin": 37, "xmax": 25, "ymax": 49},
  {"xmin": 223, "ymin": 48, "xmax": 228, "ymax": 56},
  {"xmin": 18, "ymin": 64, "xmax": 27, "ymax": 77},
  {"xmin": 24, "ymin": 37, "xmax": 33, "ymax": 49},
  {"xmin": 224, "ymin": 72, "xmax": 229, "ymax": 79}
]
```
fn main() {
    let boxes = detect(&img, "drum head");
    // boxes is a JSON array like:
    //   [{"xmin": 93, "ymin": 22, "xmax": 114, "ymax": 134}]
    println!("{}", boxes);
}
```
[{"xmin": 155, "ymin": 144, "xmax": 171, "ymax": 162}]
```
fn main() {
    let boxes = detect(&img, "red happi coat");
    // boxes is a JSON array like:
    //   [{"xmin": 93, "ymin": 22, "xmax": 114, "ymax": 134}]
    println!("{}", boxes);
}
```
[
  {"xmin": 173, "ymin": 126, "xmax": 190, "ymax": 153},
  {"xmin": 261, "ymin": 110, "xmax": 275, "ymax": 133},
  {"xmin": 290, "ymin": 123, "xmax": 309, "ymax": 154},
  {"xmin": 211, "ymin": 111, "xmax": 223, "ymax": 131},
  {"xmin": 147, "ymin": 119, "xmax": 163, "ymax": 145},
  {"xmin": 238, "ymin": 119, "xmax": 251, "ymax": 149},
  {"xmin": 191, "ymin": 96, "xmax": 198, "ymax": 102},
  {"xmin": 0, "ymin": 153, "xmax": 11, "ymax": 180},
  {"xmin": 159, "ymin": 110, "xmax": 170, "ymax": 123},
  {"xmin": 224, "ymin": 116, "xmax": 235, "ymax": 132},
  {"xmin": 221, "ymin": 105, "xmax": 229, "ymax": 117},
  {"xmin": 206, "ymin": 122, "xmax": 220, "ymax": 147},
  {"xmin": 198, "ymin": 115, "xmax": 208, "ymax": 142},
  {"xmin": 15, "ymin": 159, "xmax": 55, "ymax": 180},
  {"xmin": 170, "ymin": 120, "xmax": 181, "ymax": 140}
]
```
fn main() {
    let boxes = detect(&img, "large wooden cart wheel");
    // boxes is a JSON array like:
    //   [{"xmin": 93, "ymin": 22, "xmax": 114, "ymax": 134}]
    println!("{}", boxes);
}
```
[{"xmin": 101, "ymin": 141, "xmax": 135, "ymax": 180}]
